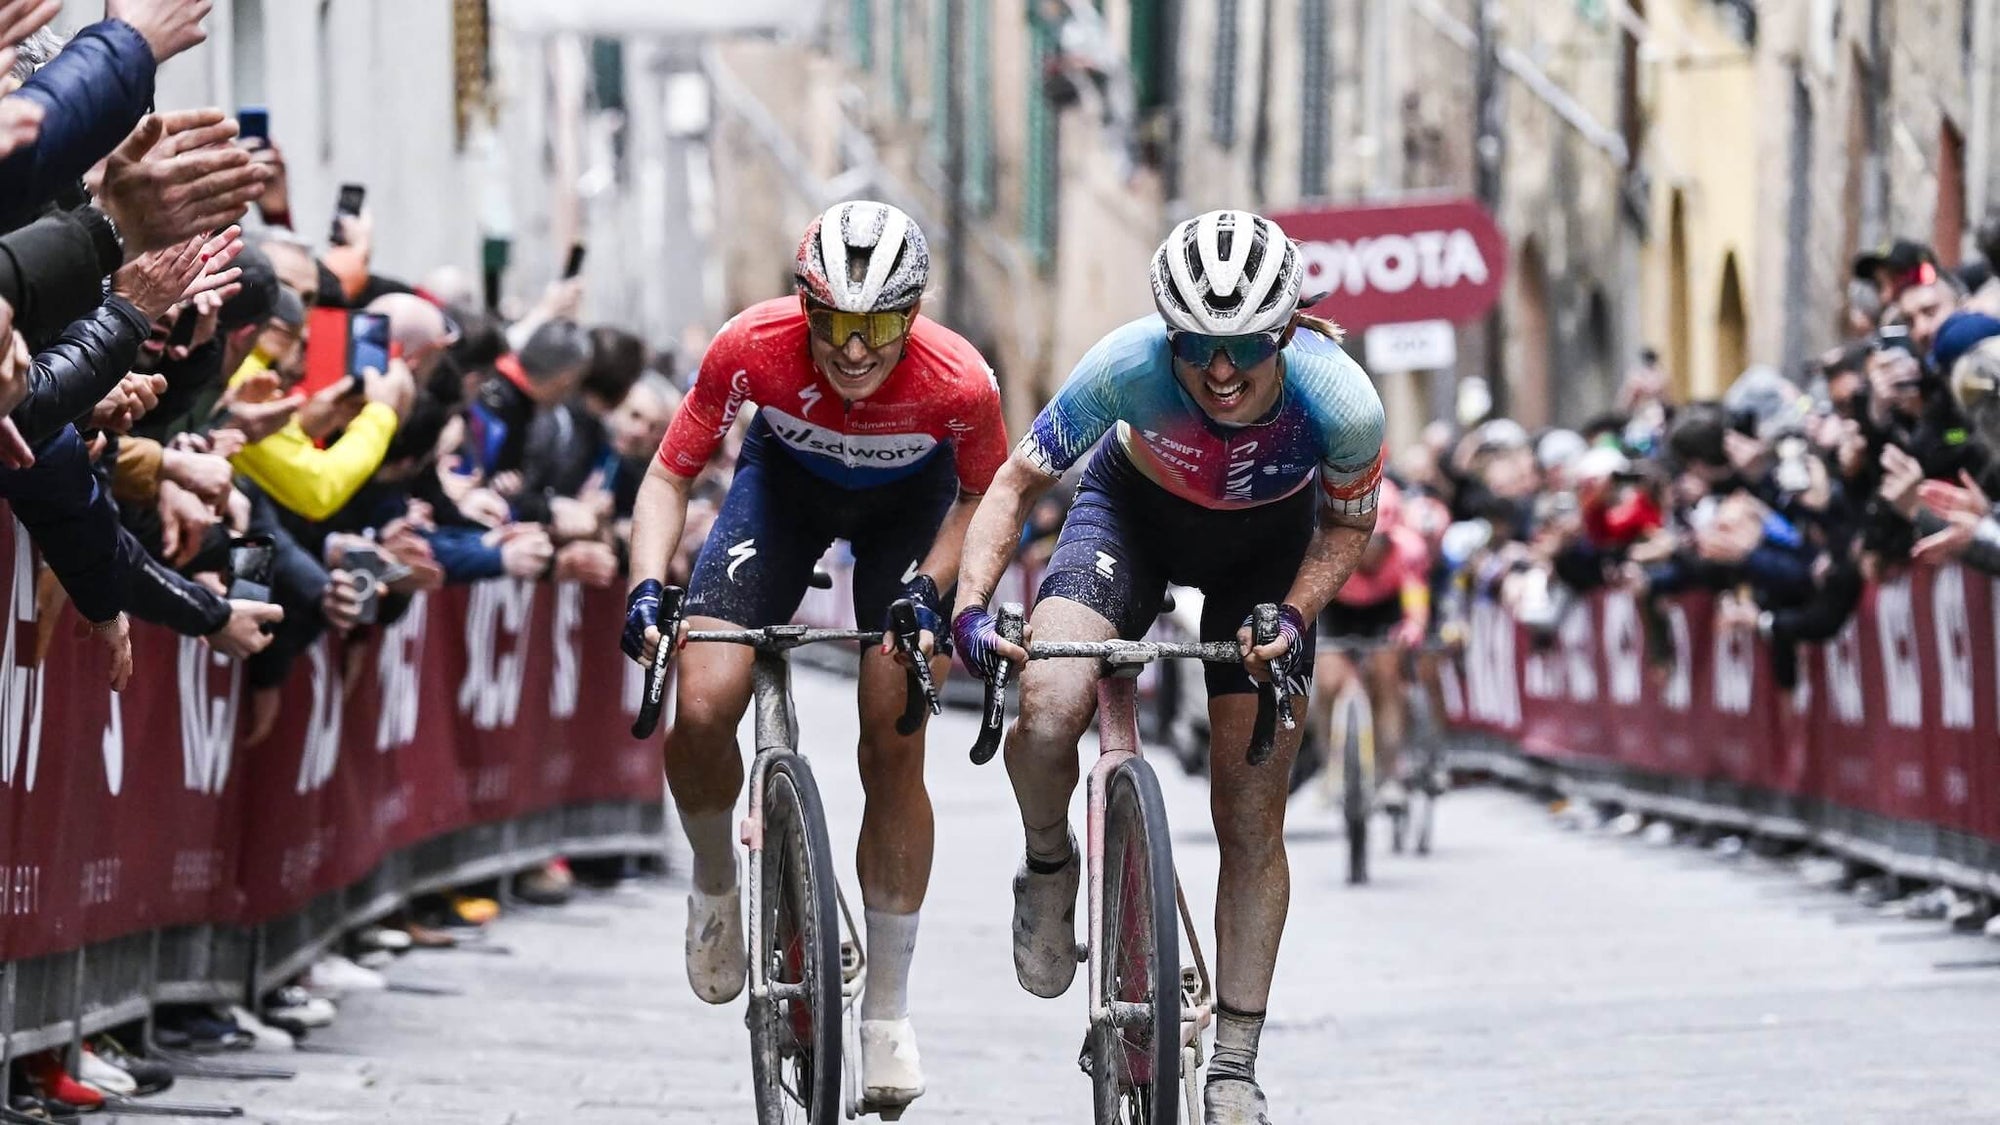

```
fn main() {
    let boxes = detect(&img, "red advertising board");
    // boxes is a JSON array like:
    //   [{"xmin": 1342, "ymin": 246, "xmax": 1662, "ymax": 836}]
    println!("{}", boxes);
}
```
[{"xmin": 1266, "ymin": 197, "xmax": 1509, "ymax": 333}]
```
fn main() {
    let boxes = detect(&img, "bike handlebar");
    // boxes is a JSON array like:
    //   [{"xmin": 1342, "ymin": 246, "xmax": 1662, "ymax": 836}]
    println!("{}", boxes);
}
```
[
  {"xmin": 629, "ymin": 587, "xmax": 940, "ymax": 741},
  {"xmin": 970, "ymin": 601, "xmax": 1294, "ymax": 768}
]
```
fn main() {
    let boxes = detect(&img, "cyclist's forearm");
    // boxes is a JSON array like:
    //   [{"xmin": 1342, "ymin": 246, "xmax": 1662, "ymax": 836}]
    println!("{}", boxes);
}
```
[
  {"xmin": 1283, "ymin": 522, "xmax": 1372, "ymax": 621},
  {"xmin": 955, "ymin": 460, "xmax": 1052, "ymax": 611},
  {"xmin": 627, "ymin": 462, "xmax": 693, "ymax": 592},
  {"xmin": 916, "ymin": 493, "xmax": 981, "ymax": 590}
]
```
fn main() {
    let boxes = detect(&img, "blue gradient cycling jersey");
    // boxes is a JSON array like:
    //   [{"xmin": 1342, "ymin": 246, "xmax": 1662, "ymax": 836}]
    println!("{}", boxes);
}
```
[{"xmin": 1019, "ymin": 316, "xmax": 1386, "ymax": 514}]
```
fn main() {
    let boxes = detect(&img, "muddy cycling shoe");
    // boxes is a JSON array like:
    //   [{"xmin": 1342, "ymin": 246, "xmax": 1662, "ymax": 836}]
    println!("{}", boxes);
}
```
[
  {"xmin": 1012, "ymin": 833, "xmax": 1081, "ymax": 998},
  {"xmin": 859, "ymin": 1017, "xmax": 926, "ymax": 1107},
  {"xmin": 1203, "ymin": 1077, "xmax": 1272, "ymax": 1125},
  {"xmin": 1377, "ymin": 777, "xmax": 1410, "ymax": 813},
  {"xmin": 685, "ymin": 887, "xmax": 747, "ymax": 1004}
]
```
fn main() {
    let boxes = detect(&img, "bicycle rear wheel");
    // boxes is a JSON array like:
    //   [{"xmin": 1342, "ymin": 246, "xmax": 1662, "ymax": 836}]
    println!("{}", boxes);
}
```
[
  {"xmin": 748, "ymin": 754, "xmax": 842, "ymax": 1124},
  {"xmin": 1091, "ymin": 758, "xmax": 1180, "ymax": 1125}
]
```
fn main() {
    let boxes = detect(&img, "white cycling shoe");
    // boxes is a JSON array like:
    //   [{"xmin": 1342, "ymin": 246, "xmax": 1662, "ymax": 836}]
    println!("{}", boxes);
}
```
[
  {"xmin": 859, "ymin": 1017, "xmax": 926, "ymax": 1107},
  {"xmin": 1204, "ymin": 1077, "xmax": 1272, "ymax": 1125},
  {"xmin": 685, "ymin": 887, "xmax": 747, "ymax": 1005},
  {"xmin": 1012, "ymin": 834, "xmax": 1082, "ymax": 998}
]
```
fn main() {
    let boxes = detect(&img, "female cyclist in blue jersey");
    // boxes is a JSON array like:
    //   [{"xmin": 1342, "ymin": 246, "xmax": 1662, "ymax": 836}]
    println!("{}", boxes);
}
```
[{"xmin": 952, "ymin": 210, "xmax": 1385, "ymax": 1124}]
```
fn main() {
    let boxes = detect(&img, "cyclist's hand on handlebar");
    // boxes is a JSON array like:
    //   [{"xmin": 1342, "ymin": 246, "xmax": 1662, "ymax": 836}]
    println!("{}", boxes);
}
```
[
  {"xmin": 952, "ymin": 604, "xmax": 1029, "ymax": 680},
  {"xmin": 623, "ymin": 579, "xmax": 667, "ymax": 667},
  {"xmin": 883, "ymin": 575, "xmax": 945, "ymax": 666},
  {"xmin": 1236, "ymin": 604, "xmax": 1307, "ymax": 683},
  {"xmin": 1391, "ymin": 618, "xmax": 1426, "ymax": 650}
]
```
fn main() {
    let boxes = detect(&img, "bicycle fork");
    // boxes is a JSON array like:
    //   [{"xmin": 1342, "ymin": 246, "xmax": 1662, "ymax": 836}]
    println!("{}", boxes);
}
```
[{"xmin": 741, "ymin": 652, "xmax": 800, "ymax": 1009}]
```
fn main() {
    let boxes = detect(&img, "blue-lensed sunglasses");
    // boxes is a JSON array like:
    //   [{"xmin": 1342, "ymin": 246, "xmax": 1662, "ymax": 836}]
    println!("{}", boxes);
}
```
[{"xmin": 1168, "ymin": 329, "xmax": 1284, "ymax": 369}]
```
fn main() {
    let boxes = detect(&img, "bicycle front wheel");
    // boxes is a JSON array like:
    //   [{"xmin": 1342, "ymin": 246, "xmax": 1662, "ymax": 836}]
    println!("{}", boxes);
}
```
[
  {"xmin": 748, "ymin": 754, "xmax": 843, "ymax": 1124},
  {"xmin": 1092, "ymin": 758, "xmax": 1180, "ymax": 1125}
]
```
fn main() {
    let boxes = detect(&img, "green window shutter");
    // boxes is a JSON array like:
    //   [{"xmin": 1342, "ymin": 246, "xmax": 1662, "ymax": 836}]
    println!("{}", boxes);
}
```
[
  {"xmin": 1130, "ymin": 0, "xmax": 1165, "ymax": 112},
  {"xmin": 852, "ymin": 0, "xmax": 874, "ymax": 70},
  {"xmin": 890, "ymin": 0, "xmax": 908, "ymax": 113},
  {"xmin": 930, "ymin": 0, "xmax": 951, "ymax": 166},
  {"xmin": 1025, "ymin": 12, "xmax": 1059, "ymax": 271},
  {"xmin": 1300, "ymin": 0, "xmax": 1331, "ymax": 197},
  {"xmin": 968, "ymin": 0, "xmax": 994, "ymax": 213}
]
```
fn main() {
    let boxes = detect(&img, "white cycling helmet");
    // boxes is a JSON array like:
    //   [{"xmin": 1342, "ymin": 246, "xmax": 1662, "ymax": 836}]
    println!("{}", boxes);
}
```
[
  {"xmin": 795, "ymin": 200, "xmax": 931, "ymax": 312},
  {"xmin": 1150, "ymin": 210, "xmax": 1304, "ymax": 336}
]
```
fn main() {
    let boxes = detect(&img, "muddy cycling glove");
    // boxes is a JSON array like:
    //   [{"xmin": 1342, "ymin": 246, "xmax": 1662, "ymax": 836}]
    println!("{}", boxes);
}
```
[{"xmin": 622, "ymin": 579, "xmax": 663, "ymax": 662}]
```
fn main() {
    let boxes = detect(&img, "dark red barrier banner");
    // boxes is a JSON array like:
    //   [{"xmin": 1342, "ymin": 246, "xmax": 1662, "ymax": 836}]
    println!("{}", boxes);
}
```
[
  {"xmin": 1445, "ymin": 567, "xmax": 2000, "ymax": 875},
  {"xmin": 1, "ymin": 510, "xmax": 660, "ymax": 957}
]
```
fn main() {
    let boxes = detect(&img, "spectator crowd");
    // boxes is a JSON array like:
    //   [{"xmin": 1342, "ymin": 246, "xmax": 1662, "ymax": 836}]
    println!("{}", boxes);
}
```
[
  {"xmin": 0, "ymin": 0, "xmax": 728, "ymax": 1110},
  {"xmin": 1392, "ymin": 225, "xmax": 2000, "ymax": 690}
]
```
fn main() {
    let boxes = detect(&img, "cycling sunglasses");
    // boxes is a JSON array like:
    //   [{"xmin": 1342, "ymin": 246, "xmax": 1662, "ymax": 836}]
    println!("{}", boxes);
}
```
[
  {"xmin": 1168, "ymin": 329, "xmax": 1285, "ymax": 369},
  {"xmin": 804, "ymin": 303, "xmax": 917, "ymax": 349}
]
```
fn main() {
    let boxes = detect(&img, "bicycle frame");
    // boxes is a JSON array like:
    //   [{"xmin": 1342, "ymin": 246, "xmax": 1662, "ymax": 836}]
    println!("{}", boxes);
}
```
[
  {"xmin": 1086, "ymin": 667, "xmax": 1214, "ymax": 1108},
  {"xmin": 741, "ymin": 647, "xmax": 803, "ymax": 1008}
]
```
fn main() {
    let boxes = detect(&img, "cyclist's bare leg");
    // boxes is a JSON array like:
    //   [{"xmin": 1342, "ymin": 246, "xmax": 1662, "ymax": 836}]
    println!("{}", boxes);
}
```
[
  {"xmin": 661, "ymin": 617, "xmax": 757, "ymax": 892},
  {"xmin": 853, "ymin": 645, "xmax": 945, "ymax": 1098},
  {"xmin": 659, "ymin": 616, "xmax": 756, "ymax": 1003},
  {"xmin": 853, "ymin": 645, "xmax": 941, "ymax": 914},
  {"xmin": 1004, "ymin": 596, "xmax": 1114, "ymax": 857},
  {"xmin": 1204, "ymin": 692, "xmax": 1306, "ymax": 1014},
  {"xmin": 1002, "ymin": 595, "xmax": 1113, "ymax": 998},
  {"xmin": 1365, "ymin": 648, "xmax": 1405, "ymax": 796}
]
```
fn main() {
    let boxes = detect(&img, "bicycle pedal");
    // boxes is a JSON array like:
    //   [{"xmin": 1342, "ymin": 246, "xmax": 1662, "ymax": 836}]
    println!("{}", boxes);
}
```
[{"xmin": 840, "ymin": 941, "xmax": 863, "ymax": 981}]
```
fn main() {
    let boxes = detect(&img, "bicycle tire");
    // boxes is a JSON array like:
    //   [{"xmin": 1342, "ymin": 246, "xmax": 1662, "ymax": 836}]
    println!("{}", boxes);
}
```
[
  {"xmin": 1341, "ymin": 700, "xmax": 1369, "ymax": 886},
  {"xmin": 1091, "ymin": 758, "xmax": 1180, "ymax": 1125},
  {"xmin": 748, "ymin": 754, "xmax": 843, "ymax": 1124}
]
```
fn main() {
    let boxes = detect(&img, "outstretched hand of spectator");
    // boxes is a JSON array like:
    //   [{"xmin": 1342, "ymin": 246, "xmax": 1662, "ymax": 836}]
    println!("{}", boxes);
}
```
[
  {"xmin": 113, "ymin": 227, "xmax": 242, "ymax": 321},
  {"xmin": 0, "ymin": 299, "xmax": 28, "ymax": 416},
  {"xmin": 553, "ymin": 539, "xmax": 618, "ymax": 587},
  {"xmin": 0, "ymin": 418, "xmax": 31, "ymax": 470},
  {"xmin": 0, "ymin": 95, "xmax": 42, "ymax": 161},
  {"xmin": 457, "ymin": 487, "xmax": 512, "ymax": 528},
  {"xmin": 1878, "ymin": 444, "xmax": 1926, "ymax": 520},
  {"xmin": 485, "ymin": 522, "xmax": 553, "ymax": 579},
  {"xmin": 105, "ymin": 0, "xmax": 212, "ymax": 63},
  {"xmin": 82, "ymin": 613, "xmax": 134, "ymax": 692},
  {"xmin": 157, "ymin": 478, "xmax": 214, "ymax": 566},
  {"xmin": 89, "ymin": 372, "xmax": 167, "ymax": 433},
  {"xmin": 94, "ymin": 111, "xmax": 268, "ymax": 257},
  {"xmin": 1918, "ymin": 470, "xmax": 1993, "ymax": 523},
  {"xmin": 162, "ymin": 447, "xmax": 233, "ymax": 507},
  {"xmin": 208, "ymin": 599, "xmax": 282, "ymax": 659},
  {"xmin": 218, "ymin": 369, "xmax": 303, "ymax": 443},
  {"xmin": 319, "ymin": 569, "xmax": 372, "ymax": 634},
  {"xmin": 0, "ymin": 0, "xmax": 58, "ymax": 50}
]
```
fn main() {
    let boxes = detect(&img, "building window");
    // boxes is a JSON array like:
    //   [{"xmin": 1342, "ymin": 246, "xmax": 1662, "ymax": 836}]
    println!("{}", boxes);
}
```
[
  {"xmin": 967, "ymin": 0, "xmax": 994, "ymax": 213},
  {"xmin": 1025, "ymin": 10, "xmax": 1060, "ymax": 272},
  {"xmin": 1299, "ymin": 0, "xmax": 1330, "ymax": 197},
  {"xmin": 1210, "ymin": 0, "xmax": 1240, "ymax": 147}
]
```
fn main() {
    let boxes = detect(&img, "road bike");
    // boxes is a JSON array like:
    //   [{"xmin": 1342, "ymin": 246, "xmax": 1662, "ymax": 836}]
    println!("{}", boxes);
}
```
[
  {"xmin": 969, "ymin": 600, "xmax": 1293, "ymax": 1125},
  {"xmin": 1308, "ymin": 641, "xmax": 1452, "ymax": 884},
  {"xmin": 633, "ymin": 585, "xmax": 940, "ymax": 1123}
]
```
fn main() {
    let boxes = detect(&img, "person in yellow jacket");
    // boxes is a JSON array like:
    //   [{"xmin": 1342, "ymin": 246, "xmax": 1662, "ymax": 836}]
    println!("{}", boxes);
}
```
[{"xmin": 221, "ymin": 345, "xmax": 415, "ymax": 521}]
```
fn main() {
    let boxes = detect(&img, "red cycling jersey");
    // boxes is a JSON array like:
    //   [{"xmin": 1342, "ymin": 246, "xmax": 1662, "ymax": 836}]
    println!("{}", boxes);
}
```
[
  {"xmin": 656, "ymin": 298, "xmax": 1008, "ymax": 492},
  {"xmin": 1334, "ymin": 524, "xmax": 1430, "ymax": 607}
]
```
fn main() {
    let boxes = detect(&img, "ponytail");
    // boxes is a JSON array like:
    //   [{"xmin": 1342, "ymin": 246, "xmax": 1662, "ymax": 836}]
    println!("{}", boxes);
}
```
[{"xmin": 1291, "ymin": 312, "xmax": 1346, "ymax": 344}]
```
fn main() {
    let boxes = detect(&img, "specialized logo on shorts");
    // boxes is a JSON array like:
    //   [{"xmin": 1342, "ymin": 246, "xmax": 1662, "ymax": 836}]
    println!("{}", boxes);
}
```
[
  {"xmin": 727, "ymin": 539, "xmax": 758, "ymax": 581},
  {"xmin": 760, "ymin": 407, "xmax": 938, "ymax": 469},
  {"xmin": 901, "ymin": 560, "xmax": 921, "ymax": 585},
  {"xmin": 1095, "ymin": 551, "xmax": 1117, "ymax": 579}
]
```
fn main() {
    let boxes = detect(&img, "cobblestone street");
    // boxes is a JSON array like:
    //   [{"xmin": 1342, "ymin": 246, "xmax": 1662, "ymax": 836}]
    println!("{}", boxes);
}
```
[{"xmin": 173, "ymin": 667, "xmax": 2000, "ymax": 1124}]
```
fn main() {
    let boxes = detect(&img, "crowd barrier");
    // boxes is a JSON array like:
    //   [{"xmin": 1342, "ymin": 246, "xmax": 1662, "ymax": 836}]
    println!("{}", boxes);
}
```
[
  {"xmin": 0, "ymin": 520, "xmax": 665, "ymax": 1057},
  {"xmin": 1440, "ymin": 566, "xmax": 2000, "ymax": 895}
]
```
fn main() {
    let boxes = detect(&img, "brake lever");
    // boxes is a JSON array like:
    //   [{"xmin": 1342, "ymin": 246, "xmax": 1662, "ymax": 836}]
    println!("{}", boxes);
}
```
[
  {"xmin": 889, "ymin": 598, "xmax": 942, "ymax": 736},
  {"xmin": 631, "ymin": 585, "xmax": 686, "ymax": 739},
  {"xmin": 970, "ymin": 602, "xmax": 1025, "ymax": 765},
  {"xmin": 1247, "ymin": 603, "xmax": 1282, "ymax": 766}
]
